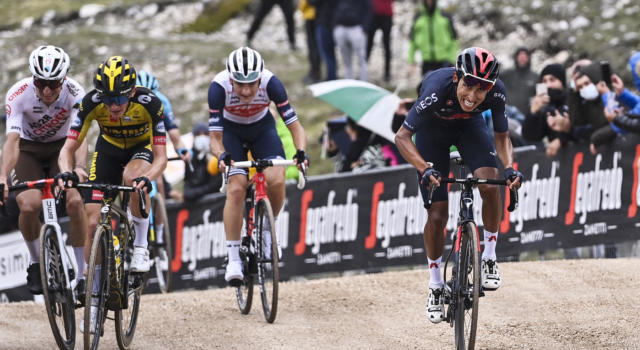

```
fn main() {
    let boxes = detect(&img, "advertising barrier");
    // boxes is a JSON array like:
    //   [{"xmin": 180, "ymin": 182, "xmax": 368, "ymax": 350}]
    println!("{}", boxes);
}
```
[{"xmin": 2, "ymin": 139, "xmax": 640, "ymax": 301}]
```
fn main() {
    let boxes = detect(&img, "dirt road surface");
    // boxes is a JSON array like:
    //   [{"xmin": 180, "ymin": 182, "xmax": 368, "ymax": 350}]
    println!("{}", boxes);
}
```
[{"xmin": 1, "ymin": 259, "xmax": 639, "ymax": 349}]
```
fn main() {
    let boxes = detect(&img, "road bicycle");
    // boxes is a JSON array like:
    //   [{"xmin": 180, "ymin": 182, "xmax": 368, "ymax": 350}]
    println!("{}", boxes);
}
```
[
  {"xmin": 1, "ymin": 179, "xmax": 82, "ymax": 350},
  {"xmin": 222, "ymin": 159, "xmax": 306, "ymax": 323},
  {"xmin": 145, "ymin": 181, "xmax": 172, "ymax": 293},
  {"xmin": 426, "ymin": 152, "xmax": 519, "ymax": 350},
  {"xmin": 78, "ymin": 183, "xmax": 148, "ymax": 350}
]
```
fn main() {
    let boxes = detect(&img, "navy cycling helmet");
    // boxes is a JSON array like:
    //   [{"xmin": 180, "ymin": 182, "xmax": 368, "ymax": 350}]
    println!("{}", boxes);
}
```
[{"xmin": 136, "ymin": 70, "xmax": 159, "ymax": 91}]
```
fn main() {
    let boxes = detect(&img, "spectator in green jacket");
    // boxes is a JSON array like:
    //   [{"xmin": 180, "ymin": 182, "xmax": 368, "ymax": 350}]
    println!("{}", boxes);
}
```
[
  {"xmin": 408, "ymin": 0, "xmax": 459, "ymax": 76},
  {"xmin": 276, "ymin": 115, "xmax": 300, "ymax": 180}
]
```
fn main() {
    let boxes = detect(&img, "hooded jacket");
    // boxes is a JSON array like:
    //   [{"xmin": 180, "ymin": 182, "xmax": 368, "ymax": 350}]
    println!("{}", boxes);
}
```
[
  {"xmin": 500, "ymin": 48, "xmax": 539, "ymax": 114},
  {"xmin": 408, "ymin": 0, "xmax": 459, "ymax": 65}
]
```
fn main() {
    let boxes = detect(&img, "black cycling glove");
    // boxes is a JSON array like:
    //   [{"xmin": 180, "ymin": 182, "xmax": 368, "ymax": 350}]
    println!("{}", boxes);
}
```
[
  {"xmin": 219, "ymin": 152, "xmax": 233, "ymax": 167},
  {"xmin": 504, "ymin": 167, "xmax": 524, "ymax": 183},
  {"xmin": 133, "ymin": 176, "xmax": 152, "ymax": 193},
  {"xmin": 55, "ymin": 171, "xmax": 79, "ymax": 188},
  {"xmin": 294, "ymin": 149, "xmax": 310, "ymax": 166},
  {"xmin": 420, "ymin": 168, "xmax": 441, "ymax": 188}
]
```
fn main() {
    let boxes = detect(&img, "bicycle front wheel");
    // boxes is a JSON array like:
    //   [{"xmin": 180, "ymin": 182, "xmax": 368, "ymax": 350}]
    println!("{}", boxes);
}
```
[
  {"xmin": 454, "ymin": 222, "xmax": 480, "ymax": 350},
  {"xmin": 85, "ymin": 225, "xmax": 110, "ymax": 350},
  {"xmin": 40, "ymin": 225, "xmax": 75, "ymax": 350},
  {"xmin": 255, "ymin": 199, "xmax": 279, "ymax": 323},
  {"xmin": 235, "ymin": 233, "xmax": 254, "ymax": 314},
  {"xmin": 115, "ymin": 227, "xmax": 143, "ymax": 349},
  {"xmin": 151, "ymin": 195, "xmax": 172, "ymax": 293}
]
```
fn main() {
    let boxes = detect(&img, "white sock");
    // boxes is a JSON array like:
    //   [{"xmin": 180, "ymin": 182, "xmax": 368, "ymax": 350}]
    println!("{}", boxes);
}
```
[
  {"xmin": 227, "ymin": 240, "xmax": 241, "ymax": 262},
  {"xmin": 156, "ymin": 224, "xmax": 164, "ymax": 244},
  {"xmin": 73, "ymin": 247, "xmax": 86, "ymax": 277},
  {"xmin": 132, "ymin": 215, "xmax": 149, "ymax": 248},
  {"xmin": 482, "ymin": 229, "xmax": 498, "ymax": 261},
  {"xmin": 27, "ymin": 239, "xmax": 40, "ymax": 264},
  {"xmin": 92, "ymin": 265, "xmax": 101, "ymax": 295},
  {"xmin": 428, "ymin": 256, "xmax": 444, "ymax": 289}
]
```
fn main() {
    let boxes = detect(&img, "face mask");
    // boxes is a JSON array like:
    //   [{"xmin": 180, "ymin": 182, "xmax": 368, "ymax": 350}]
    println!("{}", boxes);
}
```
[
  {"xmin": 193, "ymin": 135, "xmax": 209, "ymax": 152},
  {"xmin": 579, "ymin": 83, "xmax": 599, "ymax": 101}
]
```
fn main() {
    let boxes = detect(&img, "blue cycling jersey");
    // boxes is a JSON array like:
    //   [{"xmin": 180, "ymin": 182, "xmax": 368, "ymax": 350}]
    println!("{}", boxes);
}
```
[
  {"xmin": 403, "ymin": 67, "xmax": 508, "ymax": 134},
  {"xmin": 153, "ymin": 90, "xmax": 178, "ymax": 131}
]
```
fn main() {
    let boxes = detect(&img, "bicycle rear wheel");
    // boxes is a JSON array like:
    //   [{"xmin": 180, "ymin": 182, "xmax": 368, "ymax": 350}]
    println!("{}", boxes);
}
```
[
  {"xmin": 151, "ymin": 195, "xmax": 172, "ymax": 293},
  {"xmin": 115, "ymin": 226, "xmax": 143, "ymax": 350},
  {"xmin": 85, "ymin": 225, "xmax": 110, "ymax": 350},
  {"xmin": 40, "ymin": 225, "xmax": 75, "ymax": 350},
  {"xmin": 454, "ymin": 222, "xmax": 480, "ymax": 350},
  {"xmin": 255, "ymin": 199, "xmax": 278, "ymax": 323},
  {"xmin": 235, "ymin": 233, "xmax": 254, "ymax": 314}
]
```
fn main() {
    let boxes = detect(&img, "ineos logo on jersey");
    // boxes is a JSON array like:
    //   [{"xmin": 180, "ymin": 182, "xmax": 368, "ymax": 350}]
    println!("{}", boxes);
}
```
[
  {"xmin": 415, "ymin": 93, "xmax": 438, "ymax": 112},
  {"xmin": 493, "ymin": 92, "xmax": 506, "ymax": 101},
  {"xmin": 138, "ymin": 95, "xmax": 152, "ymax": 104}
]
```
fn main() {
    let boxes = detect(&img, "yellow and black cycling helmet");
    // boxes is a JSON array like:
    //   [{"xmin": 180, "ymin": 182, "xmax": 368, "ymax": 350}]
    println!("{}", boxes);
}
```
[{"xmin": 93, "ymin": 56, "xmax": 137, "ymax": 96}]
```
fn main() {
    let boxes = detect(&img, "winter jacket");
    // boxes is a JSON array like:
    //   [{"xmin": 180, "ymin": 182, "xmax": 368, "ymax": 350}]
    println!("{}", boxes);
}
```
[
  {"xmin": 408, "ymin": 1, "xmax": 458, "ymax": 64},
  {"xmin": 501, "ymin": 67, "xmax": 538, "ymax": 116}
]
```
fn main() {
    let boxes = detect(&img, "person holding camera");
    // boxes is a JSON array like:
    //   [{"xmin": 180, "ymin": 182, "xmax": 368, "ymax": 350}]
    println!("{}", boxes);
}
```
[{"xmin": 522, "ymin": 63, "xmax": 571, "ymax": 157}]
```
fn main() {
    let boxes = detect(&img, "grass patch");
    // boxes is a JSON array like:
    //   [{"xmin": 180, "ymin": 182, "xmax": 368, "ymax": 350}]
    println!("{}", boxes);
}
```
[{"xmin": 181, "ymin": 0, "xmax": 251, "ymax": 33}]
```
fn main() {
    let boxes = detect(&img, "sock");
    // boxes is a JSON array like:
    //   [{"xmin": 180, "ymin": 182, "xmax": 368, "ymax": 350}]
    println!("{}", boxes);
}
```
[
  {"xmin": 227, "ymin": 240, "xmax": 241, "ymax": 262},
  {"xmin": 132, "ymin": 215, "xmax": 149, "ymax": 248},
  {"xmin": 428, "ymin": 256, "xmax": 444, "ymax": 289},
  {"xmin": 482, "ymin": 229, "xmax": 498, "ymax": 261},
  {"xmin": 92, "ymin": 265, "xmax": 102, "ymax": 296},
  {"xmin": 73, "ymin": 247, "xmax": 86, "ymax": 277},
  {"xmin": 27, "ymin": 239, "xmax": 40, "ymax": 264},
  {"xmin": 156, "ymin": 224, "xmax": 164, "ymax": 244}
]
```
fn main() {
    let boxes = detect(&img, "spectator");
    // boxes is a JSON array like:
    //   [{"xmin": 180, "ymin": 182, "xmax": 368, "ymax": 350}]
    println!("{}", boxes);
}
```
[
  {"xmin": 341, "ymin": 117, "xmax": 388, "ymax": 172},
  {"xmin": 569, "ymin": 61, "xmax": 619, "ymax": 154},
  {"xmin": 183, "ymin": 122, "xmax": 222, "ymax": 202},
  {"xmin": 605, "ymin": 52, "xmax": 640, "ymax": 129},
  {"xmin": 333, "ymin": 0, "xmax": 371, "ymax": 81},
  {"xmin": 500, "ymin": 48, "xmax": 538, "ymax": 117},
  {"xmin": 309, "ymin": 0, "xmax": 337, "ymax": 81},
  {"xmin": 299, "ymin": 0, "xmax": 322, "ymax": 83},
  {"xmin": 246, "ymin": 0, "xmax": 296, "ymax": 51},
  {"xmin": 522, "ymin": 63, "xmax": 572, "ymax": 157},
  {"xmin": 408, "ymin": 0, "xmax": 459, "ymax": 76},
  {"xmin": 366, "ymin": 0, "xmax": 393, "ymax": 82}
]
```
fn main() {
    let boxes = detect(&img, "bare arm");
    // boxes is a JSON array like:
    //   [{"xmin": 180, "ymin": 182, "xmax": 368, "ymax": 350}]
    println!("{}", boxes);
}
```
[
  {"xmin": 168, "ymin": 128, "xmax": 191, "ymax": 162},
  {"xmin": 209, "ymin": 130, "xmax": 228, "ymax": 172},
  {"xmin": 494, "ymin": 131, "xmax": 521, "ymax": 188},
  {"xmin": 0, "ymin": 133, "xmax": 20, "ymax": 203},
  {"xmin": 73, "ymin": 138, "xmax": 89, "ymax": 181},
  {"xmin": 286, "ymin": 120, "xmax": 307, "ymax": 152},
  {"xmin": 58, "ymin": 138, "xmax": 81, "ymax": 174},
  {"xmin": 145, "ymin": 144, "xmax": 168, "ymax": 182},
  {"xmin": 395, "ymin": 126, "xmax": 439, "ymax": 186}
]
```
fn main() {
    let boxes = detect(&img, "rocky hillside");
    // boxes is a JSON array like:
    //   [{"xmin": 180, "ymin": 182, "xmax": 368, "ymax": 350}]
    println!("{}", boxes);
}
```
[{"xmin": 1, "ymin": 0, "xmax": 638, "ymax": 174}]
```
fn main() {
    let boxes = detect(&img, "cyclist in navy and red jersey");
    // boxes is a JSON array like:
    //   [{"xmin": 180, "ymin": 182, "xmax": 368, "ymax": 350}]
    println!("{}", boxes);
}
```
[
  {"xmin": 395, "ymin": 47, "xmax": 524, "ymax": 324},
  {"xmin": 208, "ymin": 47, "xmax": 308, "ymax": 285}
]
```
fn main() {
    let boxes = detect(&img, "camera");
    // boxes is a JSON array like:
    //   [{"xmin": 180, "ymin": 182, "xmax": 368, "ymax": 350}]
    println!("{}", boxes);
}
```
[{"xmin": 601, "ymin": 61, "xmax": 612, "ymax": 87}]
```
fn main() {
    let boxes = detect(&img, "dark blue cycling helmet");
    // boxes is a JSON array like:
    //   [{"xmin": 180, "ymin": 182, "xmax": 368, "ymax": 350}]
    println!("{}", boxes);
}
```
[{"xmin": 136, "ymin": 70, "xmax": 159, "ymax": 91}]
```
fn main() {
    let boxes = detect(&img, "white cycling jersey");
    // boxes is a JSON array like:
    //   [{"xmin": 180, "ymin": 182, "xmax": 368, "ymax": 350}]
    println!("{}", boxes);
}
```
[{"xmin": 4, "ymin": 77, "xmax": 85, "ymax": 142}]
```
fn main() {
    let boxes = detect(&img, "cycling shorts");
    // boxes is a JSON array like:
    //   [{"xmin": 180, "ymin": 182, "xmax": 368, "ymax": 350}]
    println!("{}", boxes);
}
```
[
  {"xmin": 415, "ymin": 116, "xmax": 498, "ymax": 205},
  {"xmin": 222, "ymin": 115, "xmax": 285, "ymax": 177},
  {"xmin": 14, "ymin": 138, "xmax": 65, "ymax": 183},
  {"xmin": 84, "ymin": 138, "xmax": 153, "ymax": 203}
]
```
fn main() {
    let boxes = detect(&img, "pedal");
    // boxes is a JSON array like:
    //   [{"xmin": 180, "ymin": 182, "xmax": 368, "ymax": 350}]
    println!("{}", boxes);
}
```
[{"xmin": 228, "ymin": 278, "xmax": 242, "ymax": 288}]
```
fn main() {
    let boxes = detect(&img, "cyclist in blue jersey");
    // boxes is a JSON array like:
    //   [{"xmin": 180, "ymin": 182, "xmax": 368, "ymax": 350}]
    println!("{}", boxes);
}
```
[
  {"xmin": 208, "ymin": 47, "xmax": 309, "ymax": 285},
  {"xmin": 394, "ymin": 47, "xmax": 524, "ymax": 324}
]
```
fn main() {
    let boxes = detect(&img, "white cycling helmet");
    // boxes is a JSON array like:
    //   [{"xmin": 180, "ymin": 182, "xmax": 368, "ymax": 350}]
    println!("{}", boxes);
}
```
[
  {"xmin": 29, "ymin": 45, "xmax": 70, "ymax": 80},
  {"xmin": 226, "ymin": 46, "xmax": 264, "ymax": 83}
]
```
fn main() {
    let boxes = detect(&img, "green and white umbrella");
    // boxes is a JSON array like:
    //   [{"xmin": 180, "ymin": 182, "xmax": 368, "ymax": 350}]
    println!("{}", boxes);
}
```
[{"xmin": 308, "ymin": 79, "xmax": 400, "ymax": 142}]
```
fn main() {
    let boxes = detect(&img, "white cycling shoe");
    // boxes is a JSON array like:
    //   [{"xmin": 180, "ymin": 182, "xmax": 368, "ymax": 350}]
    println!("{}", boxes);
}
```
[
  {"xmin": 130, "ymin": 247, "xmax": 150, "ymax": 273},
  {"xmin": 80, "ymin": 304, "xmax": 99, "ymax": 334},
  {"xmin": 481, "ymin": 258, "xmax": 502, "ymax": 290},
  {"xmin": 426, "ymin": 287, "xmax": 445, "ymax": 324},
  {"xmin": 225, "ymin": 259, "xmax": 243, "ymax": 283}
]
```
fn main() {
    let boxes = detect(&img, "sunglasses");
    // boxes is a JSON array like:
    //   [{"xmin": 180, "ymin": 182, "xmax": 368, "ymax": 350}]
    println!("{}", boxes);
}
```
[
  {"xmin": 231, "ymin": 71, "xmax": 260, "ymax": 83},
  {"xmin": 100, "ymin": 95, "xmax": 129, "ymax": 106},
  {"xmin": 33, "ymin": 78, "xmax": 63, "ymax": 90},
  {"xmin": 461, "ymin": 73, "xmax": 495, "ymax": 91}
]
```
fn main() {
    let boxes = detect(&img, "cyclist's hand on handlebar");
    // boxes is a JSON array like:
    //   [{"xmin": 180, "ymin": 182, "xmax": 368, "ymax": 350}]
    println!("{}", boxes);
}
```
[
  {"xmin": 293, "ymin": 149, "xmax": 310, "ymax": 168},
  {"xmin": 420, "ymin": 167, "xmax": 441, "ymax": 188},
  {"xmin": 504, "ymin": 167, "xmax": 524, "ymax": 189},
  {"xmin": 55, "ymin": 171, "xmax": 79, "ymax": 189},
  {"xmin": 133, "ymin": 176, "xmax": 152, "ymax": 193},
  {"xmin": 218, "ymin": 152, "xmax": 233, "ymax": 173}
]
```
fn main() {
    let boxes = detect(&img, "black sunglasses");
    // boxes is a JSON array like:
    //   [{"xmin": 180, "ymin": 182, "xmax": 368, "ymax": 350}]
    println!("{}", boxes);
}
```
[{"xmin": 33, "ymin": 77, "xmax": 63, "ymax": 90}]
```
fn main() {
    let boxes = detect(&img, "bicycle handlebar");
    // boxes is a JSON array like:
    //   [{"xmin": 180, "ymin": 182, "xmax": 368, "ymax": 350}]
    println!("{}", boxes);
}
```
[
  {"xmin": 75, "ymin": 183, "xmax": 149, "ymax": 218},
  {"xmin": 425, "ymin": 177, "xmax": 519, "ymax": 212},
  {"xmin": 220, "ymin": 159, "xmax": 307, "ymax": 193}
]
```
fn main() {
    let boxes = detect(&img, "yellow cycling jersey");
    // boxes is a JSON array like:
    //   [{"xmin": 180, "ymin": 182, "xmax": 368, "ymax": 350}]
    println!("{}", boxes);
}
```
[{"xmin": 69, "ymin": 87, "xmax": 166, "ymax": 149}]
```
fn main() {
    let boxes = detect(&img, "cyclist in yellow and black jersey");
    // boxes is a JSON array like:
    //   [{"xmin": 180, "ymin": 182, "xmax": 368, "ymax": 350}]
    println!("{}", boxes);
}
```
[{"xmin": 56, "ymin": 57, "xmax": 167, "ymax": 328}]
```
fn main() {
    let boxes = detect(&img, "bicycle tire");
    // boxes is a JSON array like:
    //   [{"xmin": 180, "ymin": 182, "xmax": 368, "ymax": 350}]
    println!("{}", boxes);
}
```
[
  {"xmin": 84, "ymin": 225, "xmax": 110, "ymax": 350},
  {"xmin": 151, "ymin": 195, "xmax": 172, "ymax": 293},
  {"xmin": 454, "ymin": 222, "xmax": 480, "ymax": 350},
  {"xmin": 255, "ymin": 198, "xmax": 279, "ymax": 323},
  {"xmin": 40, "ymin": 225, "xmax": 75, "ymax": 350},
  {"xmin": 115, "ymin": 223, "xmax": 142, "ymax": 350},
  {"xmin": 235, "ymin": 231, "xmax": 254, "ymax": 315}
]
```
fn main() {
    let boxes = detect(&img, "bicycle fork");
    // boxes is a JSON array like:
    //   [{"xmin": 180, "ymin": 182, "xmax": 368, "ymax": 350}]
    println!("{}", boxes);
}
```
[{"xmin": 42, "ymin": 185, "xmax": 76, "ymax": 294}]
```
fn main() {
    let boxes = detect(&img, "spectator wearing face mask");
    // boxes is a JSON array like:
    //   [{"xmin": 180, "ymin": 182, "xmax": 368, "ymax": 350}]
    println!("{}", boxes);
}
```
[
  {"xmin": 183, "ymin": 122, "xmax": 222, "ymax": 202},
  {"xmin": 523, "ymin": 63, "xmax": 571, "ymax": 157}
]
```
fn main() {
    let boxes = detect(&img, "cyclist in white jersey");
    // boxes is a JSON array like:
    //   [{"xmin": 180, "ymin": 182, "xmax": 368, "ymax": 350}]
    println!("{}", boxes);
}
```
[
  {"xmin": 208, "ymin": 47, "xmax": 309, "ymax": 284},
  {"xmin": 0, "ymin": 45, "xmax": 89, "ymax": 295}
]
